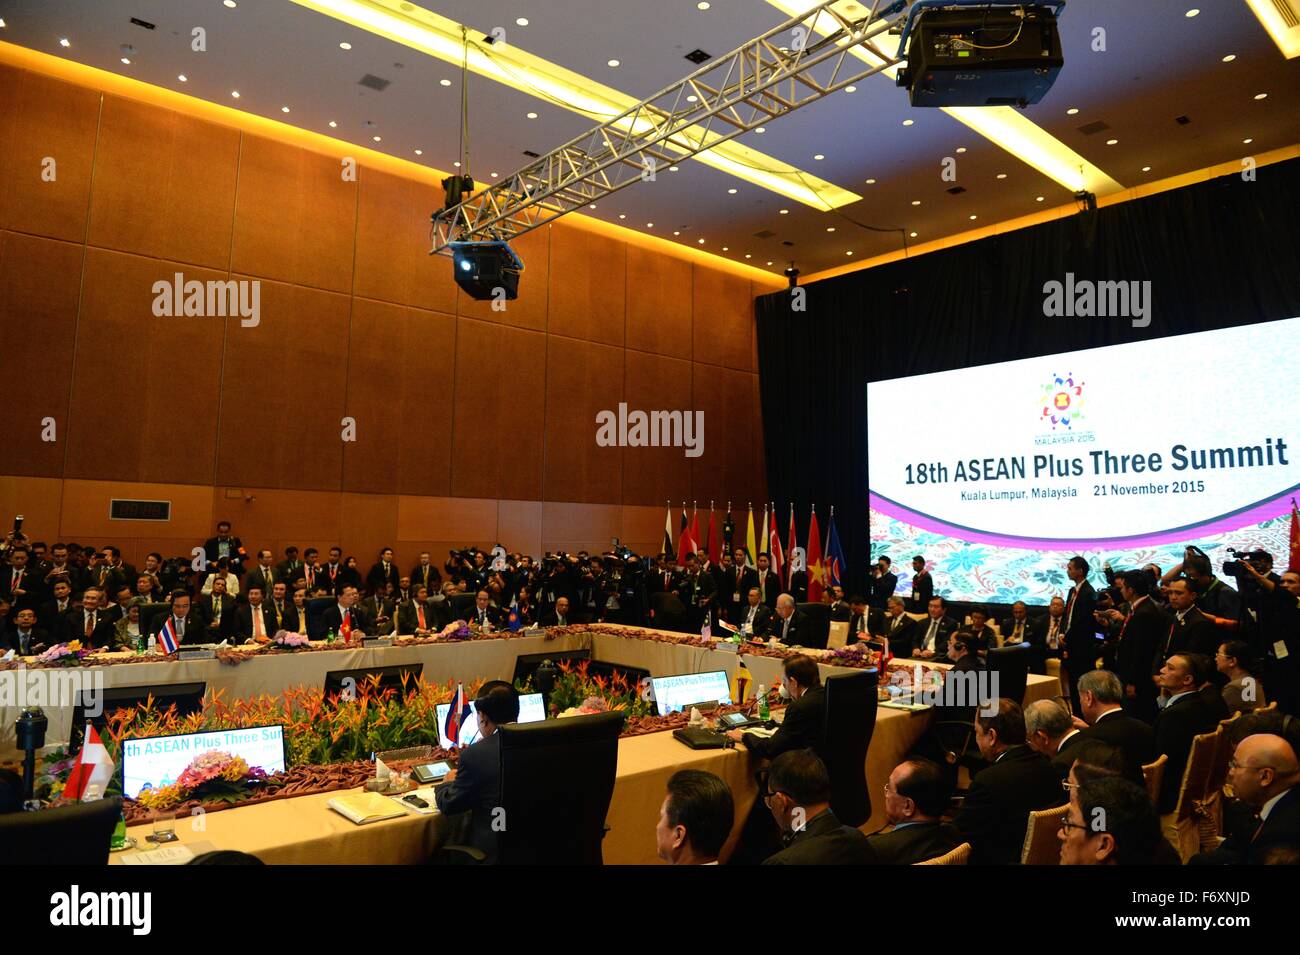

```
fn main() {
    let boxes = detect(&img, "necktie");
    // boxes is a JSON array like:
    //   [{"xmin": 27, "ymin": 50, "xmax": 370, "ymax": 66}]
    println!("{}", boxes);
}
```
[
  {"xmin": 926, "ymin": 619, "xmax": 938, "ymax": 649},
  {"xmin": 11, "ymin": 570, "xmax": 18, "ymax": 589},
  {"xmin": 253, "ymin": 608, "xmax": 265, "ymax": 639},
  {"xmin": 85, "ymin": 612, "xmax": 95, "ymax": 638},
  {"xmin": 417, "ymin": 604, "xmax": 426, "ymax": 629},
  {"xmin": 782, "ymin": 616, "xmax": 790, "ymax": 641},
  {"xmin": 175, "ymin": 616, "xmax": 184, "ymax": 638},
  {"xmin": 1065, "ymin": 589, "xmax": 1077, "ymax": 630},
  {"xmin": 276, "ymin": 601, "xmax": 285, "ymax": 625},
  {"xmin": 747, "ymin": 606, "xmax": 756, "ymax": 626},
  {"xmin": 298, "ymin": 610, "xmax": 307, "ymax": 635}
]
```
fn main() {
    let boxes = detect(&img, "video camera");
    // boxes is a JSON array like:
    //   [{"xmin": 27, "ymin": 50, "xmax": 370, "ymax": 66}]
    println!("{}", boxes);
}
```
[{"xmin": 1223, "ymin": 548, "xmax": 1270, "ymax": 577}]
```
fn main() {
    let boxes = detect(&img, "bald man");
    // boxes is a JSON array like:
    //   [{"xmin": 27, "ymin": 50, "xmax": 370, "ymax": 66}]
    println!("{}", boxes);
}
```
[
  {"xmin": 1192, "ymin": 733, "xmax": 1300, "ymax": 865},
  {"xmin": 765, "ymin": 593, "xmax": 809, "ymax": 646}
]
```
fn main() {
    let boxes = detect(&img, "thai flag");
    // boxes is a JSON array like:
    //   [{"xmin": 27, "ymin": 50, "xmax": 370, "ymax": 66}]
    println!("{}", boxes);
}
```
[
  {"xmin": 444, "ymin": 682, "xmax": 471, "ymax": 748},
  {"xmin": 158, "ymin": 615, "xmax": 180, "ymax": 654}
]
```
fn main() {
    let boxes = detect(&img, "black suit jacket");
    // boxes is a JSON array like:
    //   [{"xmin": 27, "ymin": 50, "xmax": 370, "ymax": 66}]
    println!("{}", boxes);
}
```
[
  {"xmin": 1160, "ymin": 607, "xmax": 1220, "ymax": 664},
  {"xmin": 469, "ymin": 604, "xmax": 503, "ymax": 629},
  {"xmin": 537, "ymin": 609, "xmax": 573, "ymax": 628},
  {"xmin": 244, "ymin": 566, "xmax": 279, "ymax": 599},
  {"xmin": 909, "ymin": 570, "xmax": 934, "ymax": 611},
  {"xmin": 319, "ymin": 563, "xmax": 359, "ymax": 595},
  {"xmin": 766, "ymin": 608, "xmax": 810, "ymax": 645},
  {"xmin": 742, "ymin": 686, "xmax": 824, "ymax": 760},
  {"xmin": 872, "ymin": 613, "xmax": 917, "ymax": 655},
  {"xmin": 1114, "ymin": 597, "xmax": 1168, "ymax": 695},
  {"xmin": 313, "ymin": 603, "xmax": 371, "ymax": 640},
  {"xmin": 1, "ymin": 567, "xmax": 43, "ymax": 610},
  {"xmin": 3, "ymin": 626, "xmax": 51, "ymax": 656},
  {"xmin": 264, "ymin": 599, "xmax": 297, "ymax": 634},
  {"xmin": 233, "ymin": 603, "xmax": 276, "ymax": 642},
  {"xmin": 754, "ymin": 570, "xmax": 780, "ymax": 608},
  {"xmin": 150, "ymin": 612, "xmax": 207, "ymax": 646},
  {"xmin": 434, "ymin": 731, "xmax": 503, "ymax": 863},
  {"xmin": 38, "ymin": 598, "xmax": 74, "ymax": 637},
  {"xmin": 1191, "ymin": 786, "xmax": 1300, "ymax": 865},
  {"xmin": 203, "ymin": 536, "xmax": 245, "ymax": 574},
  {"xmin": 410, "ymin": 563, "xmax": 441, "ymax": 592},
  {"xmin": 999, "ymin": 616, "xmax": 1042, "ymax": 647},
  {"xmin": 954, "ymin": 745, "xmax": 1063, "ymax": 865},
  {"xmin": 736, "ymin": 602, "xmax": 772, "ymax": 635},
  {"xmin": 65, "ymin": 608, "xmax": 115, "ymax": 650},
  {"xmin": 197, "ymin": 593, "xmax": 237, "ymax": 641},
  {"xmin": 366, "ymin": 561, "xmax": 402, "ymax": 595},
  {"xmin": 1048, "ymin": 730, "xmax": 1090, "ymax": 778},
  {"xmin": 1063, "ymin": 580, "xmax": 1099, "ymax": 671},
  {"xmin": 398, "ymin": 600, "xmax": 439, "ymax": 634},
  {"xmin": 1076, "ymin": 708, "xmax": 1157, "ymax": 781},
  {"xmin": 868, "ymin": 821, "xmax": 963, "ymax": 866},
  {"xmin": 869, "ymin": 571, "xmax": 898, "ymax": 608},
  {"xmin": 908, "ymin": 615, "xmax": 958, "ymax": 658},
  {"xmin": 762, "ymin": 809, "xmax": 878, "ymax": 865},
  {"xmin": 1153, "ymin": 690, "xmax": 1223, "ymax": 813}
]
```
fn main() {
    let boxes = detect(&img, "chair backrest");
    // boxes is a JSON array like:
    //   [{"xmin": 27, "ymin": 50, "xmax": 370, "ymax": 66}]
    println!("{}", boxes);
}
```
[
  {"xmin": 1020, "ymin": 803, "xmax": 1069, "ymax": 865},
  {"xmin": 497, "ymin": 710, "xmax": 625, "ymax": 865},
  {"xmin": 1207, "ymin": 723, "xmax": 1236, "ymax": 796},
  {"xmin": 986, "ymin": 643, "xmax": 1031, "ymax": 705},
  {"xmin": 796, "ymin": 602, "xmax": 831, "ymax": 649},
  {"xmin": 0, "ymin": 797, "xmax": 122, "ymax": 864},
  {"xmin": 916, "ymin": 842, "xmax": 971, "ymax": 865},
  {"xmin": 448, "ymin": 592, "xmax": 477, "ymax": 621},
  {"xmin": 304, "ymin": 597, "xmax": 332, "ymax": 638},
  {"xmin": 819, "ymin": 669, "xmax": 878, "ymax": 827},
  {"xmin": 137, "ymin": 602, "xmax": 171, "ymax": 639},
  {"xmin": 1174, "ymin": 728, "xmax": 1221, "ymax": 822},
  {"xmin": 649, "ymin": 592, "xmax": 688, "ymax": 632},
  {"xmin": 1142, "ymin": 753, "xmax": 1168, "ymax": 805}
]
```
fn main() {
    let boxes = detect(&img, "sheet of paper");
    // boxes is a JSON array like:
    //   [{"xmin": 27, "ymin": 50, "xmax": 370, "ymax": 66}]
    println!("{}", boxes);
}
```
[
  {"xmin": 118, "ymin": 841, "xmax": 217, "ymax": 865},
  {"xmin": 390, "ymin": 787, "xmax": 442, "ymax": 815}
]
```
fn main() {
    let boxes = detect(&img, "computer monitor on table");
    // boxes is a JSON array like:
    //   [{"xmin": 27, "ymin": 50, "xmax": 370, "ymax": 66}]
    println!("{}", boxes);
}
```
[
  {"xmin": 323, "ymin": 663, "xmax": 423, "ymax": 698},
  {"xmin": 651, "ymin": 670, "xmax": 732, "ymax": 715},
  {"xmin": 70, "ymin": 682, "xmax": 207, "ymax": 753},
  {"xmin": 120, "ymin": 725, "xmax": 287, "ymax": 799},
  {"xmin": 435, "ymin": 692, "xmax": 546, "ymax": 749}
]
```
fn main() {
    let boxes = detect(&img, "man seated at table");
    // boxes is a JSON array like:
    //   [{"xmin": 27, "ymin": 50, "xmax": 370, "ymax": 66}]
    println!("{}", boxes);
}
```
[
  {"xmin": 3, "ymin": 608, "xmax": 50, "ymax": 656},
  {"xmin": 761, "ymin": 749, "xmax": 878, "ymax": 865},
  {"xmin": 655, "ymin": 769, "xmax": 735, "ymax": 865},
  {"xmin": 398, "ymin": 585, "xmax": 436, "ymax": 635},
  {"xmin": 1071, "ymin": 669, "xmax": 1156, "ymax": 780},
  {"xmin": 1059, "ymin": 776, "xmax": 1169, "ymax": 865},
  {"xmin": 724, "ymin": 654, "xmax": 823, "ymax": 757},
  {"xmin": 869, "ymin": 596, "xmax": 915, "ymax": 654},
  {"xmin": 869, "ymin": 758, "xmax": 962, "ymax": 865},
  {"xmin": 433, "ymin": 681, "xmax": 519, "ymax": 864},
  {"xmin": 313, "ymin": 584, "xmax": 369, "ymax": 640},
  {"xmin": 910, "ymin": 596, "xmax": 959, "ymax": 660},
  {"xmin": 538, "ymin": 595, "xmax": 572, "ymax": 628},
  {"xmin": 736, "ymin": 587, "xmax": 772, "ymax": 637},
  {"xmin": 235, "ymin": 586, "xmax": 276, "ymax": 644},
  {"xmin": 1025, "ymin": 699, "xmax": 1086, "ymax": 778},
  {"xmin": 151, "ymin": 591, "xmax": 205, "ymax": 646},
  {"xmin": 764, "ymin": 593, "xmax": 808, "ymax": 646},
  {"xmin": 470, "ymin": 589, "xmax": 502, "ymax": 630},
  {"xmin": 1191, "ymin": 733, "xmax": 1300, "ymax": 865},
  {"xmin": 966, "ymin": 606, "xmax": 997, "ymax": 652}
]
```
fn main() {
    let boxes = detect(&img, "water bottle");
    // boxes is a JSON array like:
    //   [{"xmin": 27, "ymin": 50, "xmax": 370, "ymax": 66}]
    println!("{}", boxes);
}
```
[
  {"xmin": 757, "ymin": 684, "xmax": 770, "ymax": 721},
  {"xmin": 110, "ymin": 812, "xmax": 128, "ymax": 851},
  {"xmin": 146, "ymin": 634, "xmax": 157, "ymax": 655},
  {"xmin": 135, "ymin": 632, "xmax": 145, "ymax": 655},
  {"xmin": 326, "ymin": 628, "xmax": 336, "ymax": 643}
]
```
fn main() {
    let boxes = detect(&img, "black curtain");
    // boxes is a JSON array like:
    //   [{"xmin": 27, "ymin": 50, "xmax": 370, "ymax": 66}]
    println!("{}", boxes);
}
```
[{"xmin": 756, "ymin": 157, "xmax": 1300, "ymax": 596}]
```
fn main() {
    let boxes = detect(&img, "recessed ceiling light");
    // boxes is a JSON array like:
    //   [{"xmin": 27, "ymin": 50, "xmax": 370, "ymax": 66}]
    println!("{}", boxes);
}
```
[
  {"xmin": 414, "ymin": 149, "xmax": 423, "ymax": 155},
  {"xmin": 1066, "ymin": 107, "xmax": 1079, "ymax": 115},
  {"xmin": 120, "ymin": 57, "xmax": 131, "ymax": 65},
  {"xmin": 955, "ymin": 146, "xmax": 967, "ymax": 154},
  {"xmin": 673, "ymin": 231, "xmax": 681, "ymax": 236},
  {"xmin": 745, "ymin": 254, "xmax": 751, "ymax": 259},
  {"xmin": 669, "ymin": 165, "xmax": 680, "ymax": 171},
  {"xmin": 526, "ymin": 111, "xmax": 538, "ymax": 119},
  {"xmin": 686, "ymin": 95, "xmax": 698, "ymax": 102},
  {"xmin": 454, "ymin": 161, "xmax": 461, "ymax": 167},
  {"xmin": 440, "ymin": 79, "xmax": 452, "ymax": 86},
  {"xmin": 902, "ymin": 119, "xmax": 914, "ymax": 126},
  {"xmin": 911, "ymin": 200, "xmax": 921, "ymax": 206},
  {"xmin": 826, "ymin": 227, "xmax": 836, "ymax": 232},
  {"xmin": 0, "ymin": 17, "xmax": 6, "ymax": 28},
  {"xmin": 589, "ymin": 204, "xmax": 596, "ymax": 209},
  {"xmin": 755, "ymin": 126, "xmax": 765, "ymax": 133},
  {"xmin": 607, "ymin": 59, "xmax": 620, "ymax": 67},
  {"xmin": 865, "ymin": 178, "xmax": 876, "ymax": 184},
  {"xmin": 1222, "ymin": 53, "xmax": 1236, "ymax": 62},
  {"xmin": 1243, "ymin": 138, "xmax": 1253, "ymax": 144},
  {"xmin": 1185, "ymin": 8, "xmax": 1199, "ymax": 17},
  {"xmin": 491, "ymin": 172, "xmax": 499, "ymax": 178},
  {"xmin": 372, "ymin": 135, "xmax": 381, "ymax": 141},
  {"xmin": 813, "ymin": 153, "xmax": 824, "ymax": 160},
  {"xmin": 339, "ymin": 42, "xmax": 352, "ymax": 50},
  {"xmin": 516, "ymin": 17, "xmax": 529, "ymax": 26},
  {"xmin": 969, "ymin": 214, "xmax": 978, "ymax": 220},
  {"xmin": 698, "ymin": 1, "xmax": 711, "ymax": 9},
  {"xmin": 59, "ymin": 38, "xmax": 70, "ymax": 47},
  {"xmin": 779, "ymin": 209, "xmax": 789, "ymax": 214},
  {"xmin": 178, "ymin": 74, "xmax": 188, "ymax": 82},
  {"xmin": 281, "ymin": 106, "xmax": 290, "ymax": 113},
  {"xmin": 1036, "ymin": 196, "xmax": 1045, "ymax": 202},
  {"xmin": 646, "ymin": 222, "xmax": 653, "ymax": 228},
  {"xmin": 996, "ymin": 173, "xmax": 1007, "ymax": 179},
  {"xmin": 618, "ymin": 214, "xmax": 626, "ymax": 219},
  {"xmin": 766, "ymin": 261, "xmax": 772, "ymax": 265},
  {"xmin": 328, "ymin": 120, "xmax": 337, "ymax": 128},
  {"xmin": 231, "ymin": 90, "xmax": 240, "ymax": 98},
  {"xmin": 1106, "ymin": 138, "xmax": 1118, "ymax": 145},
  {"xmin": 845, "ymin": 251, "xmax": 853, "ymax": 256},
  {"xmin": 1141, "ymin": 165, "xmax": 1151, "ymax": 172},
  {"xmin": 727, "ymin": 188, "xmax": 737, "ymax": 194},
  {"xmin": 1254, "ymin": 92, "xmax": 1268, "ymax": 100},
  {"xmin": 909, "ymin": 231, "xmax": 918, "ymax": 237},
  {"xmin": 722, "ymin": 246, "xmax": 728, "ymax": 251},
  {"xmin": 699, "ymin": 238, "xmax": 706, "ymax": 244},
  {"xmin": 224, "ymin": 0, "xmax": 237, "ymax": 7},
  {"xmin": 845, "ymin": 85, "xmax": 857, "ymax": 93}
]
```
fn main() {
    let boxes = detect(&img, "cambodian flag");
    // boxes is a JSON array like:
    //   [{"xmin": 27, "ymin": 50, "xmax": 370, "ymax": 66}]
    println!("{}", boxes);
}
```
[
  {"xmin": 158, "ymin": 615, "xmax": 180, "ymax": 654},
  {"xmin": 444, "ymin": 683, "xmax": 471, "ymax": 748}
]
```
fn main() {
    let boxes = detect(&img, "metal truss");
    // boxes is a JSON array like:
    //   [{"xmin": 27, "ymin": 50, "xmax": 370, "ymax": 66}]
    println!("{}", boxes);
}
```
[{"xmin": 430, "ymin": 0, "xmax": 910, "ymax": 255}]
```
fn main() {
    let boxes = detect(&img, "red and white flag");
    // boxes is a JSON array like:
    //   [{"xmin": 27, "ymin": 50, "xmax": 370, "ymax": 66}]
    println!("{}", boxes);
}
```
[
  {"xmin": 64, "ymin": 724, "xmax": 116, "ymax": 801},
  {"xmin": 768, "ymin": 502, "xmax": 785, "ymax": 587},
  {"xmin": 157, "ymin": 615, "xmax": 180, "ymax": 654}
]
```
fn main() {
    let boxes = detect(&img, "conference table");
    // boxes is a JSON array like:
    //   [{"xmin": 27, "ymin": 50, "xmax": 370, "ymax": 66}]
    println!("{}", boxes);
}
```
[{"xmin": 83, "ymin": 625, "xmax": 1058, "ymax": 865}]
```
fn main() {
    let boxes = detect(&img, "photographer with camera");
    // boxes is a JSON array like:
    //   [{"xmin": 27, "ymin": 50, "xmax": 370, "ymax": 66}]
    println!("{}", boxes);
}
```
[
  {"xmin": 1235, "ymin": 559, "xmax": 1300, "ymax": 714},
  {"xmin": 1161, "ymin": 547, "xmax": 1243, "ymax": 629},
  {"xmin": 1224, "ymin": 548, "xmax": 1281, "ymax": 621}
]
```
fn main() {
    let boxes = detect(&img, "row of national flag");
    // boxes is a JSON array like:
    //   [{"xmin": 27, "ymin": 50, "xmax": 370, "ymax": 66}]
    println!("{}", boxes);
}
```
[{"xmin": 662, "ymin": 502, "xmax": 846, "ymax": 600}]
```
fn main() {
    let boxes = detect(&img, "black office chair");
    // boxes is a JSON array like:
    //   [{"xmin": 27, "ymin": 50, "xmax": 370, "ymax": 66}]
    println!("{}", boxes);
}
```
[
  {"xmin": 448, "ymin": 592, "xmax": 477, "ymax": 622},
  {"xmin": 304, "ymin": 597, "xmax": 333, "ymax": 640},
  {"xmin": 0, "ymin": 797, "xmax": 122, "ymax": 864},
  {"xmin": 497, "ymin": 711, "xmax": 625, "ymax": 865},
  {"xmin": 818, "ymin": 670, "xmax": 878, "ymax": 827},
  {"xmin": 796, "ymin": 602, "xmax": 831, "ymax": 649},
  {"xmin": 649, "ymin": 592, "xmax": 689, "ymax": 633},
  {"xmin": 987, "ymin": 643, "xmax": 1031, "ymax": 705},
  {"xmin": 136, "ymin": 602, "xmax": 171, "ymax": 643}
]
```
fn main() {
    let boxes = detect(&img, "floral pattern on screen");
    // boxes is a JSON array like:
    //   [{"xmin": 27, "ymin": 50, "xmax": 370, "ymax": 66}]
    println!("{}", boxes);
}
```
[{"xmin": 869, "ymin": 506, "xmax": 1291, "ymax": 604}]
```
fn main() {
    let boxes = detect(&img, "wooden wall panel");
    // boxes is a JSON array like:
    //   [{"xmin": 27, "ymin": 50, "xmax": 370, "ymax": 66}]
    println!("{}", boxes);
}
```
[
  {"xmin": 691, "ymin": 365, "xmax": 761, "ymax": 510},
  {"xmin": 353, "ymin": 166, "xmax": 459, "ymax": 314},
  {"xmin": 0, "ymin": 476, "xmax": 64, "ymax": 540},
  {"xmin": 620, "ymin": 504, "xmax": 666, "ymax": 550},
  {"xmin": 542, "ymin": 501, "xmax": 622, "ymax": 552},
  {"xmin": 397, "ymin": 495, "xmax": 498, "ymax": 543},
  {"xmin": 626, "ymin": 243, "xmax": 693, "ymax": 360},
  {"xmin": 210, "ymin": 486, "xmax": 343, "ymax": 546},
  {"xmin": 620, "ymin": 351, "xmax": 693, "ymax": 506},
  {"xmin": 230, "ymin": 135, "xmax": 356, "ymax": 294},
  {"xmin": 0, "ymin": 66, "xmax": 100, "ymax": 243},
  {"xmin": 0, "ymin": 232, "xmax": 82, "ymax": 477},
  {"xmin": 65, "ymin": 249, "xmax": 225, "ymax": 484},
  {"xmin": 87, "ymin": 96, "xmax": 240, "ymax": 269},
  {"xmin": 213, "ymin": 279, "xmax": 351, "ymax": 490},
  {"xmin": 343, "ymin": 299, "xmax": 455, "ymax": 495},
  {"xmin": 455, "ymin": 225, "xmax": 549, "ymax": 331},
  {"xmin": 339, "ymin": 492, "xmax": 398, "ymax": 571},
  {"xmin": 449, "ymin": 319, "xmax": 545, "ymax": 500},
  {"xmin": 497, "ymin": 500, "xmax": 543, "ymax": 557},
  {"xmin": 692, "ymin": 265, "xmax": 752, "ymax": 371},
  {"xmin": 548, "ymin": 223, "xmax": 625, "ymax": 346},
  {"xmin": 543, "ymin": 337, "xmax": 623, "ymax": 505},
  {"xmin": 58, "ymin": 480, "xmax": 214, "ymax": 542}
]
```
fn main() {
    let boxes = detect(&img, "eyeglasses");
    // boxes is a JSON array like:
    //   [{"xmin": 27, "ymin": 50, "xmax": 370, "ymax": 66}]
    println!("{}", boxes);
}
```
[
  {"xmin": 1059, "ymin": 818, "xmax": 1090, "ymax": 833},
  {"xmin": 1227, "ymin": 760, "xmax": 1273, "ymax": 773},
  {"xmin": 1061, "ymin": 779, "xmax": 1078, "ymax": 792}
]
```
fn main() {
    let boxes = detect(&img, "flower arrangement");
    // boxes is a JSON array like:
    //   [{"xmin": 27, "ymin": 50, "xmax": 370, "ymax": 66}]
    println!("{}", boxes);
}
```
[
  {"xmin": 135, "ymin": 750, "xmax": 269, "ymax": 810},
  {"xmin": 525, "ymin": 659, "xmax": 653, "ymax": 719},
  {"xmin": 35, "ymin": 640, "xmax": 89, "ymax": 666},
  {"xmin": 270, "ymin": 629, "xmax": 310, "ymax": 649},
  {"xmin": 437, "ymin": 620, "xmax": 472, "ymax": 640}
]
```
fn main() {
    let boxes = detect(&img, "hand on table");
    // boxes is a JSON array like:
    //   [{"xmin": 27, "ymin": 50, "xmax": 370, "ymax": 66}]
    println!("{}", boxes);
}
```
[{"xmin": 723, "ymin": 730, "xmax": 745, "ymax": 743}]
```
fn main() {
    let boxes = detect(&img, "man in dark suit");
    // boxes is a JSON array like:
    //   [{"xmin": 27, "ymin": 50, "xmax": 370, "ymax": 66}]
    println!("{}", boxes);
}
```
[
  {"xmin": 38, "ymin": 578, "xmax": 74, "ymax": 638},
  {"xmin": 2, "ymin": 547, "xmax": 43, "ymax": 612},
  {"xmin": 275, "ymin": 547, "xmax": 304, "ymax": 588},
  {"xmin": 908, "ymin": 556, "xmax": 933, "ymax": 613},
  {"xmin": 433, "ymin": 682, "xmax": 518, "ymax": 864},
  {"xmin": 869, "ymin": 556, "xmax": 898, "ymax": 610},
  {"xmin": 151, "ymin": 591, "xmax": 207, "ymax": 647},
  {"xmin": 360, "ymin": 586, "xmax": 396, "ymax": 634},
  {"xmin": 655, "ymin": 769, "xmax": 735, "ymax": 865},
  {"xmin": 1062, "ymin": 555, "xmax": 1100, "ymax": 714},
  {"xmin": 265, "ymin": 582, "xmax": 297, "ymax": 633},
  {"xmin": 1161, "ymin": 579, "xmax": 1220, "ymax": 663},
  {"xmin": 410, "ymin": 551, "xmax": 441, "ymax": 595},
  {"xmin": 999, "ymin": 601, "xmax": 1043, "ymax": 648},
  {"xmin": 313, "ymin": 584, "xmax": 370, "ymax": 639},
  {"xmin": 764, "ymin": 594, "xmax": 809, "ymax": 646},
  {"xmin": 1191, "ymin": 733, "xmax": 1300, "ymax": 865},
  {"xmin": 710, "ymin": 550, "xmax": 738, "ymax": 623},
  {"xmin": 3, "ymin": 608, "xmax": 51, "ymax": 656},
  {"xmin": 537, "ymin": 595, "xmax": 572, "ymax": 628},
  {"xmin": 1074, "ymin": 669, "xmax": 1157, "ymax": 778},
  {"xmin": 725, "ymin": 548, "xmax": 756, "ymax": 619},
  {"xmin": 41, "ymin": 543, "xmax": 85, "ymax": 596},
  {"xmin": 1102, "ymin": 570, "xmax": 1167, "ymax": 721},
  {"xmin": 736, "ymin": 587, "xmax": 772, "ymax": 636},
  {"xmin": 297, "ymin": 547, "xmax": 323, "ymax": 593},
  {"xmin": 469, "ymin": 589, "xmax": 502, "ymax": 630},
  {"xmin": 760, "ymin": 749, "xmax": 878, "ymax": 865},
  {"xmin": 910, "ymin": 596, "xmax": 958, "ymax": 659},
  {"xmin": 953, "ymin": 699, "xmax": 1064, "ymax": 865},
  {"xmin": 244, "ymin": 550, "xmax": 279, "ymax": 601},
  {"xmin": 366, "ymin": 548, "xmax": 402, "ymax": 597},
  {"xmin": 676, "ymin": 552, "xmax": 716, "ymax": 630},
  {"xmin": 648, "ymin": 555, "xmax": 679, "ymax": 603},
  {"xmin": 1025, "ymin": 699, "xmax": 1087, "ymax": 778},
  {"xmin": 724, "ymin": 655, "xmax": 824, "ymax": 758},
  {"xmin": 234, "ymin": 586, "xmax": 277, "ymax": 643},
  {"xmin": 197, "ymin": 575, "xmax": 237, "ymax": 642},
  {"xmin": 397, "ymin": 586, "xmax": 435, "ymax": 635},
  {"xmin": 320, "ymin": 547, "xmax": 349, "ymax": 595},
  {"xmin": 65, "ymin": 587, "xmax": 115, "ymax": 650},
  {"xmin": 754, "ymin": 554, "xmax": 779, "ymax": 609},
  {"xmin": 869, "ymin": 758, "xmax": 962, "ymax": 865},
  {"xmin": 847, "ymin": 595, "xmax": 873, "ymax": 645},
  {"xmin": 202, "ymin": 522, "xmax": 245, "ymax": 577},
  {"xmin": 1153, "ymin": 652, "xmax": 1224, "ymax": 813},
  {"xmin": 871, "ymin": 597, "xmax": 917, "ymax": 655}
]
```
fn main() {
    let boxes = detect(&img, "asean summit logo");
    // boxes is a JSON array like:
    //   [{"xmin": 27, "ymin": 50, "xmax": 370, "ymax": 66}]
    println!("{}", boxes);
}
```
[{"xmin": 1040, "ymin": 372, "xmax": 1085, "ymax": 430}]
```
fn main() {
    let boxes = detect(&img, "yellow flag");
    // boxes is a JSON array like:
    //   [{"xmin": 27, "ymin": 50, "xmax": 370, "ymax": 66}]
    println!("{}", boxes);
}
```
[
  {"xmin": 745, "ymin": 505, "xmax": 757, "ymax": 569},
  {"xmin": 733, "ymin": 656, "xmax": 753, "ymax": 704}
]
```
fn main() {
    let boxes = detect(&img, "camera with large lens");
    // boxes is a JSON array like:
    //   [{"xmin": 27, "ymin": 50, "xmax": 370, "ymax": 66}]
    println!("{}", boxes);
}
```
[{"xmin": 1222, "ymin": 547, "xmax": 1261, "ymax": 576}]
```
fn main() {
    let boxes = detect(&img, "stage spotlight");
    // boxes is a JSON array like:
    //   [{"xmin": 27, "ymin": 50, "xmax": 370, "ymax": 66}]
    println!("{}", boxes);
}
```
[
  {"xmin": 783, "ymin": 263, "xmax": 800, "ymax": 288},
  {"xmin": 449, "ymin": 241, "xmax": 523, "ymax": 300}
]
